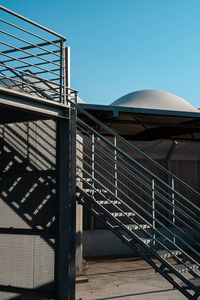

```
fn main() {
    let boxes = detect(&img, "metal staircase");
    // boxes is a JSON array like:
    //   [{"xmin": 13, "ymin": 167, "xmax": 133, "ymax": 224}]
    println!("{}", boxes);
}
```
[{"xmin": 76, "ymin": 105, "xmax": 200, "ymax": 299}]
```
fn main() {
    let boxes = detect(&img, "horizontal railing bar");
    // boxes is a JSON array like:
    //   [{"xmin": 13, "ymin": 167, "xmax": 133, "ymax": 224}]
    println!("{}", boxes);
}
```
[
  {"xmin": 77, "ymin": 135, "xmax": 200, "ymax": 235},
  {"xmin": 77, "ymin": 105, "xmax": 200, "ymax": 199},
  {"xmin": 94, "ymin": 140, "xmax": 200, "ymax": 224},
  {"xmin": 0, "ymin": 63, "xmax": 60, "ymax": 87},
  {"xmin": 23, "ymin": 69, "xmax": 63, "ymax": 95},
  {"xmin": 78, "ymin": 139, "xmax": 200, "ymax": 234},
  {"xmin": 77, "ymin": 122, "xmax": 200, "ymax": 224},
  {"xmin": 0, "ymin": 40, "xmax": 61, "ymax": 70},
  {"xmin": 0, "ymin": 81, "xmax": 56, "ymax": 100},
  {"xmin": 22, "ymin": 78, "xmax": 55, "ymax": 100},
  {"xmin": 0, "ymin": 6, "xmax": 67, "ymax": 40},
  {"xmin": 1, "ymin": 52, "xmax": 60, "ymax": 65},
  {"xmin": 0, "ymin": 30, "xmax": 61, "ymax": 58},
  {"xmin": 77, "ymin": 116, "xmax": 200, "ymax": 214},
  {"xmin": 0, "ymin": 52, "xmax": 60, "ymax": 79},
  {"xmin": 4, "ymin": 59, "xmax": 60, "ymax": 71},
  {"xmin": 77, "ymin": 140, "xmax": 200, "ymax": 243},
  {"xmin": 77, "ymin": 168, "xmax": 200, "ymax": 268},
  {"xmin": 1, "ymin": 62, "xmax": 78, "ymax": 93},
  {"xmin": 6, "ymin": 74, "xmax": 59, "ymax": 88},
  {"xmin": 0, "ymin": 18, "xmax": 62, "ymax": 48},
  {"xmin": 0, "ymin": 73, "xmax": 59, "ymax": 98},
  {"xmin": 30, "ymin": 68, "xmax": 60, "ymax": 76}
]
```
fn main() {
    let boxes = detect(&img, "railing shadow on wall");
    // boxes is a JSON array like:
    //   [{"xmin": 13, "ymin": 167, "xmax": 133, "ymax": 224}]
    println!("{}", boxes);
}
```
[{"xmin": 0, "ymin": 119, "xmax": 58, "ymax": 299}]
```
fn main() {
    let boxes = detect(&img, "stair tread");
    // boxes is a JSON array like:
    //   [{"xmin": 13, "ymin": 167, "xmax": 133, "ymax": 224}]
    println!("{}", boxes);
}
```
[
  {"xmin": 136, "ymin": 238, "xmax": 152, "ymax": 245},
  {"xmin": 172, "ymin": 263, "xmax": 198, "ymax": 273},
  {"xmin": 97, "ymin": 200, "xmax": 121, "ymax": 204},
  {"xmin": 111, "ymin": 212, "xmax": 135, "ymax": 217},
  {"xmin": 157, "ymin": 249, "xmax": 182, "ymax": 258},
  {"xmin": 141, "ymin": 238, "xmax": 152, "ymax": 244},
  {"xmin": 83, "ymin": 188, "xmax": 108, "ymax": 193},
  {"xmin": 126, "ymin": 224, "xmax": 151, "ymax": 230}
]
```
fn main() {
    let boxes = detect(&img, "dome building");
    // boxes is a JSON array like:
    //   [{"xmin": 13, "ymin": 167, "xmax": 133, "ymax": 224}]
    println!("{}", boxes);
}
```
[{"xmin": 110, "ymin": 89, "xmax": 199, "ymax": 112}]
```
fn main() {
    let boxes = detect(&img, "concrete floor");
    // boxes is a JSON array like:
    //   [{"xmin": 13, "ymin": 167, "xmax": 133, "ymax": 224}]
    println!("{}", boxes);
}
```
[{"xmin": 76, "ymin": 257, "xmax": 190, "ymax": 300}]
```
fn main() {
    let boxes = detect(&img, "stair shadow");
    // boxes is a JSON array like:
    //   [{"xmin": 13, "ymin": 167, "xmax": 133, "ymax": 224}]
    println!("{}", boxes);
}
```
[
  {"xmin": 0, "ymin": 120, "xmax": 57, "ymax": 298},
  {"xmin": 93, "ymin": 288, "xmax": 177, "ymax": 300}
]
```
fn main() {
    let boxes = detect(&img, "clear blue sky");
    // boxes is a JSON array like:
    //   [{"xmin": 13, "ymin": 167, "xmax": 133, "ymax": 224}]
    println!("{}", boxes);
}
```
[{"xmin": 1, "ymin": 0, "xmax": 200, "ymax": 107}]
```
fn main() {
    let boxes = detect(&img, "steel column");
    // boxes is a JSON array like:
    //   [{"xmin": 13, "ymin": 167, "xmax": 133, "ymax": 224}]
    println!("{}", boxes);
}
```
[{"xmin": 56, "ymin": 106, "xmax": 76, "ymax": 300}]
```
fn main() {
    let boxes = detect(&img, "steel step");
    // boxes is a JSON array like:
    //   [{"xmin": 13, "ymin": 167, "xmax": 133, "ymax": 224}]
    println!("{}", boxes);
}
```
[
  {"xmin": 111, "ymin": 212, "xmax": 135, "ymax": 217},
  {"xmin": 83, "ymin": 188, "xmax": 108, "ymax": 193},
  {"xmin": 96, "ymin": 200, "xmax": 121, "ymax": 205},
  {"xmin": 156, "ymin": 249, "xmax": 182, "ymax": 259},
  {"xmin": 126, "ymin": 224, "xmax": 151, "ymax": 230},
  {"xmin": 113, "ymin": 223, "xmax": 151, "ymax": 231},
  {"xmin": 170, "ymin": 264, "xmax": 199, "ymax": 274},
  {"xmin": 139, "ymin": 238, "xmax": 152, "ymax": 245},
  {"xmin": 77, "ymin": 177, "xmax": 93, "ymax": 183}
]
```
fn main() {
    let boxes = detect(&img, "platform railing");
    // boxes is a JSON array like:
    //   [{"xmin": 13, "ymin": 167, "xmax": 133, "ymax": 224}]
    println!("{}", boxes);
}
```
[{"xmin": 0, "ymin": 5, "xmax": 77, "ymax": 104}]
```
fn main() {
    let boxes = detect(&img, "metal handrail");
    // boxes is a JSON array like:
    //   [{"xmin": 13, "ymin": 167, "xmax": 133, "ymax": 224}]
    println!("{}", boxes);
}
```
[
  {"xmin": 77, "ymin": 111, "xmax": 200, "ymax": 265},
  {"xmin": 0, "ymin": 6, "xmax": 66, "ymax": 40},
  {"xmin": 77, "ymin": 115, "xmax": 200, "ymax": 215},
  {"xmin": 77, "ymin": 129, "xmax": 200, "ymax": 236},
  {"xmin": 77, "ymin": 105, "xmax": 200, "ymax": 298},
  {"xmin": 77, "ymin": 105, "xmax": 200, "ymax": 199},
  {"xmin": 1, "ymin": 48, "xmax": 60, "ymax": 77},
  {"xmin": 77, "ymin": 140, "xmax": 200, "ymax": 281},
  {"xmin": 0, "ymin": 30, "xmax": 61, "ymax": 58},
  {"xmin": 0, "ymin": 18, "xmax": 62, "ymax": 48},
  {"xmin": 77, "ymin": 129, "xmax": 200, "ymax": 249},
  {"xmin": 86, "ymin": 129, "xmax": 200, "ymax": 225}
]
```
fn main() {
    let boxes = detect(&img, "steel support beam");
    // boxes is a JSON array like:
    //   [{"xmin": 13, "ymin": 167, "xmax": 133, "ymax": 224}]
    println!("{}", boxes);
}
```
[
  {"xmin": 0, "ymin": 86, "xmax": 70, "ymax": 120},
  {"xmin": 55, "ymin": 107, "xmax": 76, "ymax": 300}
]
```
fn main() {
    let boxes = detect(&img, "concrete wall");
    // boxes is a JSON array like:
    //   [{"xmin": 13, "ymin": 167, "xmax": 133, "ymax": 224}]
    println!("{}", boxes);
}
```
[
  {"xmin": 0, "ymin": 120, "xmax": 56, "ymax": 299},
  {"xmin": 83, "ymin": 229, "xmax": 134, "ymax": 257}
]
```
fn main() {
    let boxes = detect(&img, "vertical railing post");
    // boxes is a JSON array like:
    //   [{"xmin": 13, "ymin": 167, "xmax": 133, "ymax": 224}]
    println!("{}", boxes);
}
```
[
  {"xmin": 66, "ymin": 47, "xmax": 70, "ymax": 106},
  {"xmin": 60, "ymin": 38, "xmax": 65, "ymax": 104},
  {"xmin": 114, "ymin": 136, "xmax": 118, "ymax": 198},
  {"xmin": 152, "ymin": 178, "xmax": 155, "ymax": 247},
  {"xmin": 172, "ymin": 177, "xmax": 175, "ymax": 244},
  {"xmin": 90, "ymin": 133, "xmax": 95, "ymax": 230},
  {"xmin": 62, "ymin": 41, "xmax": 67, "ymax": 105}
]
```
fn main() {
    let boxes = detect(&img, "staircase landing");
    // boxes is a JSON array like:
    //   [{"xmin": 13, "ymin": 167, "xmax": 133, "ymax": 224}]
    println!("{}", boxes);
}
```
[{"xmin": 0, "ymin": 85, "xmax": 70, "ymax": 124}]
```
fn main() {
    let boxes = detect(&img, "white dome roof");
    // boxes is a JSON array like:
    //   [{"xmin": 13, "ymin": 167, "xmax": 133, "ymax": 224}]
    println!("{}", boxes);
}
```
[
  {"xmin": 110, "ymin": 90, "xmax": 198, "ymax": 112},
  {"xmin": 77, "ymin": 96, "xmax": 86, "ymax": 104}
]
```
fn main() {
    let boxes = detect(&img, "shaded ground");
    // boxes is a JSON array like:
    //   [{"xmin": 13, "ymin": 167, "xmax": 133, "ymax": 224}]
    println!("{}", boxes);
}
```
[{"xmin": 76, "ymin": 257, "xmax": 188, "ymax": 300}]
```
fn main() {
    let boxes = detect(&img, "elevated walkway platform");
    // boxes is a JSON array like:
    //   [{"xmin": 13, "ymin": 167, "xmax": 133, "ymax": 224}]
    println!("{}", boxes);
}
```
[{"xmin": 0, "ymin": 85, "xmax": 70, "ymax": 124}]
